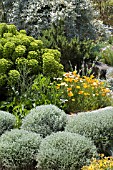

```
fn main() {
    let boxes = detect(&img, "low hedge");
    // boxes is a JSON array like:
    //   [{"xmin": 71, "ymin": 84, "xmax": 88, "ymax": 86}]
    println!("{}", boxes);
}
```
[
  {"xmin": 0, "ymin": 129, "xmax": 42, "ymax": 170},
  {"xmin": 21, "ymin": 105, "xmax": 67, "ymax": 137},
  {"xmin": 0, "ymin": 110, "xmax": 16, "ymax": 135},
  {"xmin": 65, "ymin": 107, "xmax": 113, "ymax": 155},
  {"xmin": 36, "ymin": 132, "xmax": 97, "ymax": 170}
]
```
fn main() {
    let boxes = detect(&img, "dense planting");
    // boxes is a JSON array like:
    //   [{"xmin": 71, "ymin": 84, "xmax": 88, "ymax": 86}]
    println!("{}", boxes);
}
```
[
  {"xmin": 36, "ymin": 132, "xmax": 97, "ymax": 170},
  {"xmin": 0, "ymin": 1, "xmax": 113, "ymax": 168},
  {"xmin": 21, "ymin": 105, "xmax": 67, "ymax": 137},
  {"xmin": 0, "ymin": 129, "xmax": 42, "ymax": 170},
  {"xmin": 65, "ymin": 107, "xmax": 113, "ymax": 155},
  {"xmin": 57, "ymin": 71, "xmax": 111, "ymax": 113}
]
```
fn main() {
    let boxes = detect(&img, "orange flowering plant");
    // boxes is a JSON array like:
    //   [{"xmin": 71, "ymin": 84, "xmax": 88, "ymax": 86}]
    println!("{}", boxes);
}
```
[
  {"xmin": 81, "ymin": 154, "xmax": 113, "ymax": 170},
  {"xmin": 57, "ymin": 71, "xmax": 111, "ymax": 113}
]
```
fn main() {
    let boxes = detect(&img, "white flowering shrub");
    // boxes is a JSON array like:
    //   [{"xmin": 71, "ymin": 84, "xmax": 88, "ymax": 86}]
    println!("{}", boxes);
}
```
[
  {"xmin": 0, "ymin": 129, "xmax": 42, "ymax": 170},
  {"xmin": 21, "ymin": 105, "xmax": 67, "ymax": 137},
  {"xmin": 2, "ymin": 0, "xmax": 111, "ymax": 39},
  {"xmin": 0, "ymin": 110, "xmax": 16, "ymax": 135},
  {"xmin": 36, "ymin": 132, "xmax": 97, "ymax": 170}
]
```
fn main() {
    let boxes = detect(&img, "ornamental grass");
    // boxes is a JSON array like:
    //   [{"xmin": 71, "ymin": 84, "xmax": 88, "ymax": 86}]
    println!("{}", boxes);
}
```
[{"xmin": 57, "ymin": 71, "xmax": 111, "ymax": 113}]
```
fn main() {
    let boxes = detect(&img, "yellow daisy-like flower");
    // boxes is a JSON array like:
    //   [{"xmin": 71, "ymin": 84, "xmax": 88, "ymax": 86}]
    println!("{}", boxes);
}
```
[
  {"xmin": 90, "ymin": 75, "xmax": 95, "ymax": 79},
  {"xmin": 56, "ymin": 84, "xmax": 60, "ymax": 89},
  {"xmin": 78, "ymin": 90, "xmax": 84, "ymax": 94},
  {"xmin": 69, "ymin": 78, "xmax": 73, "ymax": 83},
  {"xmin": 72, "ymin": 70, "xmax": 77, "ymax": 76},
  {"xmin": 68, "ymin": 91, "xmax": 73, "ymax": 97},
  {"xmin": 102, "ymin": 88, "xmax": 110, "ymax": 93},
  {"xmin": 83, "ymin": 76, "xmax": 87, "ymax": 79},
  {"xmin": 88, "ymin": 166, "xmax": 95, "ymax": 170},
  {"xmin": 64, "ymin": 78, "xmax": 73, "ymax": 83},
  {"xmin": 84, "ymin": 92, "xmax": 90, "ymax": 96},
  {"xmin": 83, "ymin": 83, "xmax": 88, "ymax": 88},
  {"xmin": 67, "ymin": 87, "xmax": 72, "ymax": 91},
  {"xmin": 102, "ymin": 93, "xmax": 106, "ymax": 96},
  {"xmin": 76, "ymin": 86, "xmax": 80, "ymax": 89},
  {"xmin": 64, "ymin": 78, "xmax": 69, "ymax": 82},
  {"xmin": 74, "ymin": 79, "xmax": 78, "ymax": 83}
]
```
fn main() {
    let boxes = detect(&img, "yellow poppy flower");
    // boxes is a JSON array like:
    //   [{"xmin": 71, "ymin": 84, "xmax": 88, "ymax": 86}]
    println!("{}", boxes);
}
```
[
  {"xmin": 83, "ymin": 83, "xmax": 88, "ymax": 88},
  {"xmin": 72, "ymin": 70, "xmax": 77, "ymax": 76},
  {"xmin": 78, "ymin": 91, "xmax": 84, "ymax": 94},
  {"xmin": 84, "ymin": 92, "xmax": 90, "ymax": 96},
  {"xmin": 74, "ymin": 79, "xmax": 78, "ymax": 83},
  {"xmin": 56, "ymin": 84, "xmax": 60, "ymax": 89},
  {"xmin": 76, "ymin": 86, "xmax": 80, "ymax": 89},
  {"xmin": 68, "ymin": 91, "xmax": 73, "ymax": 97},
  {"xmin": 90, "ymin": 75, "xmax": 94, "ymax": 79},
  {"xmin": 67, "ymin": 87, "xmax": 72, "ymax": 91}
]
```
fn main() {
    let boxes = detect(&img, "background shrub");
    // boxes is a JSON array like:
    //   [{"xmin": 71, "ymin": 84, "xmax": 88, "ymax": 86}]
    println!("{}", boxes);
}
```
[
  {"xmin": 0, "ymin": 110, "xmax": 16, "ymax": 135},
  {"xmin": 36, "ymin": 132, "xmax": 97, "ymax": 170},
  {"xmin": 65, "ymin": 107, "xmax": 113, "ymax": 155},
  {"xmin": 21, "ymin": 105, "xmax": 67, "ymax": 137},
  {"xmin": 0, "ymin": 129, "xmax": 42, "ymax": 170},
  {"xmin": 2, "ymin": 0, "xmax": 111, "ymax": 39},
  {"xmin": 39, "ymin": 26, "xmax": 98, "ymax": 71},
  {"xmin": 99, "ymin": 44, "xmax": 113, "ymax": 66}
]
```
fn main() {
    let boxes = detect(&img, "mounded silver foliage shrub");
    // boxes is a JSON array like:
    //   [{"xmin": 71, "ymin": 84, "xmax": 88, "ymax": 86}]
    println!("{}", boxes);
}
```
[
  {"xmin": 0, "ymin": 129, "xmax": 42, "ymax": 170},
  {"xmin": 0, "ymin": 110, "xmax": 16, "ymax": 135},
  {"xmin": 36, "ymin": 132, "xmax": 97, "ymax": 170},
  {"xmin": 65, "ymin": 107, "xmax": 113, "ymax": 155},
  {"xmin": 21, "ymin": 105, "xmax": 67, "ymax": 137}
]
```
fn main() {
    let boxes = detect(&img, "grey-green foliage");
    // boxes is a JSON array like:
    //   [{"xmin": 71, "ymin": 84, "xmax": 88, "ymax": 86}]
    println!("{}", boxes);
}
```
[
  {"xmin": 65, "ymin": 107, "xmax": 113, "ymax": 155},
  {"xmin": 21, "ymin": 105, "xmax": 67, "ymax": 137},
  {"xmin": 36, "ymin": 131, "xmax": 97, "ymax": 170},
  {"xmin": 0, "ymin": 129, "xmax": 42, "ymax": 170},
  {"xmin": 2, "ymin": 0, "xmax": 111, "ymax": 39},
  {"xmin": 0, "ymin": 1, "xmax": 4, "ymax": 22},
  {"xmin": 0, "ymin": 110, "xmax": 16, "ymax": 135}
]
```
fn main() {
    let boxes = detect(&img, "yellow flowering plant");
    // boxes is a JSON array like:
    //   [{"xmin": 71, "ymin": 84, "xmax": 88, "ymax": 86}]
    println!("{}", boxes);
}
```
[
  {"xmin": 57, "ymin": 71, "xmax": 111, "ymax": 113},
  {"xmin": 81, "ymin": 154, "xmax": 113, "ymax": 170}
]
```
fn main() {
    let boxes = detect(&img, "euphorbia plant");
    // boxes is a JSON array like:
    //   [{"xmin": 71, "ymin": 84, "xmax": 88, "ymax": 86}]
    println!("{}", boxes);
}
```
[{"xmin": 57, "ymin": 71, "xmax": 111, "ymax": 113}]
